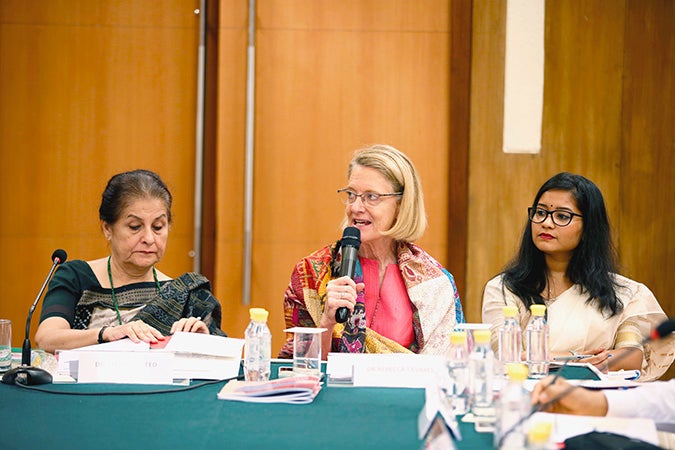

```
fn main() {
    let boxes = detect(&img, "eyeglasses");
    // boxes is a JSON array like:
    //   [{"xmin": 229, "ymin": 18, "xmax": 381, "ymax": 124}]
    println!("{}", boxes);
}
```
[
  {"xmin": 528, "ymin": 207, "xmax": 583, "ymax": 227},
  {"xmin": 337, "ymin": 188, "xmax": 402, "ymax": 207}
]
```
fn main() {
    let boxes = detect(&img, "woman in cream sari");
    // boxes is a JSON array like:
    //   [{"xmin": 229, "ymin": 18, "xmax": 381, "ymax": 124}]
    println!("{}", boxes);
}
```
[{"xmin": 482, "ymin": 173, "xmax": 673, "ymax": 381}]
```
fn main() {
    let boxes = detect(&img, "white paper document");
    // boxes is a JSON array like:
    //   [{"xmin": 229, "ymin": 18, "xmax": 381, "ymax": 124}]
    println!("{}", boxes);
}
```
[{"xmin": 162, "ymin": 332, "xmax": 244, "ymax": 358}]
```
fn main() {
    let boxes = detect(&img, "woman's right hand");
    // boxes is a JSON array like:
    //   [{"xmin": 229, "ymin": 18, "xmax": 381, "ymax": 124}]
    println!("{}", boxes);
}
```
[
  {"xmin": 319, "ymin": 276, "xmax": 364, "ymax": 328},
  {"xmin": 531, "ymin": 375, "xmax": 608, "ymax": 416},
  {"xmin": 577, "ymin": 347, "xmax": 611, "ymax": 373},
  {"xmin": 104, "ymin": 320, "xmax": 164, "ymax": 344}
]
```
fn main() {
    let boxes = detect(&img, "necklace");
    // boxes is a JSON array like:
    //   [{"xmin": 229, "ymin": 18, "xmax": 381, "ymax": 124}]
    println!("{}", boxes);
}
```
[
  {"xmin": 369, "ymin": 295, "xmax": 382, "ymax": 328},
  {"xmin": 368, "ymin": 262, "xmax": 390, "ymax": 328},
  {"xmin": 107, "ymin": 255, "xmax": 161, "ymax": 325}
]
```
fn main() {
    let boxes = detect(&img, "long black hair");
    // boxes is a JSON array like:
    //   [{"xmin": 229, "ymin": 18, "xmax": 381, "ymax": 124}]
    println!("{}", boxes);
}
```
[{"xmin": 502, "ymin": 172, "xmax": 622, "ymax": 316}]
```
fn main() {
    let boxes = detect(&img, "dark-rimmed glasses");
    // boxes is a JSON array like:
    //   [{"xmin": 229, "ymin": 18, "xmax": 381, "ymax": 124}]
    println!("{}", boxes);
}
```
[
  {"xmin": 337, "ymin": 188, "xmax": 402, "ymax": 207},
  {"xmin": 528, "ymin": 207, "xmax": 583, "ymax": 227}
]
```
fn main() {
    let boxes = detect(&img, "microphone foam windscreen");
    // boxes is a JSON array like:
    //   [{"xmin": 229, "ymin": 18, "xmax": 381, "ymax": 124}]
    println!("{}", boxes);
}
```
[
  {"xmin": 656, "ymin": 319, "xmax": 675, "ymax": 338},
  {"xmin": 341, "ymin": 227, "xmax": 361, "ymax": 249},
  {"xmin": 52, "ymin": 249, "xmax": 68, "ymax": 264}
]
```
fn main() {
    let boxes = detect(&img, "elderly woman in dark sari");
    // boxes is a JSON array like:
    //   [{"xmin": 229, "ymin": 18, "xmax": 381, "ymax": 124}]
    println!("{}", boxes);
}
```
[{"xmin": 35, "ymin": 169, "xmax": 225, "ymax": 353}]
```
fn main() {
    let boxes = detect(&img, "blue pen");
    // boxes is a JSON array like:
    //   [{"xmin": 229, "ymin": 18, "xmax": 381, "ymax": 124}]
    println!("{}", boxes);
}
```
[{"xmin": 553, "ymin": 354, "xmax": 594, "ymax": 361}]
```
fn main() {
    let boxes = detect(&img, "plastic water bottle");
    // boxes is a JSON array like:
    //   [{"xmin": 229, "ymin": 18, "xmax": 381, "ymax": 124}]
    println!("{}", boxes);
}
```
[
  {"xmin": 244, "ymin": 307, "xmax": 271, "ymax": 381},
  {"xmin": 525, "ymin": 304, "xmax": 549, "ymax": 379},
  {"xmin": 468, "ymin": 329, "xmax": 495, "ymax": 422},
  {"xmin": 498, "ymin": 305, "xmax": 522, "ymax": 374},
  {"xmin": 443, "ymin": 330, "xmax": 469, "ymax": 415},
  {"xmin": 527, "ymin": 421, "xmax": 553, "ymax": 450},
  {"xmin": 494, "ymin": 363, "xmax": 530, "ymax": 450}
]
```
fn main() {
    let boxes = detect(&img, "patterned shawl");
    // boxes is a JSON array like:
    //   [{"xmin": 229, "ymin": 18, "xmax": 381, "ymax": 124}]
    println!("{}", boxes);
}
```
[
  {"xmin": 279, "ymin": 241, "xmax": 464, "ymax": 357},
  {"xmin": 132, "ymin": 272, "xmax": 226, "ymax": 336}
]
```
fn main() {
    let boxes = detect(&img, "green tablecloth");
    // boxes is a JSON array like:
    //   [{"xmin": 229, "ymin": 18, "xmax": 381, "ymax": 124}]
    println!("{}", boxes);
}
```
[{"xmin": 0, "ymin": 362, "xmax": 597, "ymax": 450}]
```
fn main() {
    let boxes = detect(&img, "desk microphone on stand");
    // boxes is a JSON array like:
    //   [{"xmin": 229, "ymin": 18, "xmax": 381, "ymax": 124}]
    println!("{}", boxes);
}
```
[
  {"xmin": 496, "ymin": 317, "xmax": 675, "ymax": 449},
  {"xmin": 2, "ymin": 249, "xmax": 67, "ymax": 386}
]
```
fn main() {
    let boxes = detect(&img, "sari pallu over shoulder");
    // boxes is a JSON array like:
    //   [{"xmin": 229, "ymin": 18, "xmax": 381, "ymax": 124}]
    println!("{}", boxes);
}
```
[{"xmin": 132, "ymin": 272, "xmax": 227, "ymax": 337}]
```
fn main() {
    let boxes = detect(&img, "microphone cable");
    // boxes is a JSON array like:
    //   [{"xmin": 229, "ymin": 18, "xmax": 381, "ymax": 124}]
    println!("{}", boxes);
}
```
[{"xmin": 9, "ymin": 370, "xmax": 246, "ymax": 396}]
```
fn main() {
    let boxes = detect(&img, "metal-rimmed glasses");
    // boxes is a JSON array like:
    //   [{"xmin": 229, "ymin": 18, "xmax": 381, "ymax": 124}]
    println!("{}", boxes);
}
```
[
  {"xmin": 337, "ymin": 188, "xmax": 402, "ymax": 207},
  {"xmin": 528, "ymin": 207, "xmax": 583, "ymax": 227}
]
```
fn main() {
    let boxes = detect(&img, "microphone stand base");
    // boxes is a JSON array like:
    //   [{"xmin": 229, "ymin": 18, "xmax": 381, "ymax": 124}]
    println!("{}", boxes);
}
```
[{"xmin": 1, "ymin": 365, "xmax": 53, "ymax": 385}]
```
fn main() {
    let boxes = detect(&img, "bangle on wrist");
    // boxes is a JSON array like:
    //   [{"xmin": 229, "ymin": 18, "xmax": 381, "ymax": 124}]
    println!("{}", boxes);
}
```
[{"xmin": 98, "ymin": 326, "xmax": 109, "ymax": 344}]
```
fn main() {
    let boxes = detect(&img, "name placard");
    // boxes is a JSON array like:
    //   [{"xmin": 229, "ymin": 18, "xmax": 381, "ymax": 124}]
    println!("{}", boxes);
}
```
[
  {"xmin": 326, "ymin": 353, "xmax": 443, "ymax": 388},
  {"xmin": 76, "ymin": 351, "xmax": 175, "ymax": 384}
]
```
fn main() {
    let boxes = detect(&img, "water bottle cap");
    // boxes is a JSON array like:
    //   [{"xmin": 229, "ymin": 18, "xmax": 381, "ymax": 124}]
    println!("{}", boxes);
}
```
[
  {"xmin": 450, "ymin": 331, "xmax": 467, "ymax": 345},
  {"xmin": 530, "ymin": 304, "xmax": 546, "ymax": 316},
  {"xmin": 503, "ymin": 305, "xmax": 518, "ymax": 317},
  {"xmin": 249, "ymin": 307, "xmax": 269, "ymax": 322},
  {"xmin": 505, "ymin": 362, "xmax": 529, "ymax": 381},
  {"xmin": 527, "ymin": 421, "xmax": 553, "ymax": 443},
  {"xmin": 472, "ymin": 329, "xmax": 491, "ymax": 344}
]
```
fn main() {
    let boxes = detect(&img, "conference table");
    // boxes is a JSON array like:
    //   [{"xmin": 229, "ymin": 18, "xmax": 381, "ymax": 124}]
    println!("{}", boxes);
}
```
[{"xmin": 0, "ymin": 363, "xmax": 598, "ymax": 450}]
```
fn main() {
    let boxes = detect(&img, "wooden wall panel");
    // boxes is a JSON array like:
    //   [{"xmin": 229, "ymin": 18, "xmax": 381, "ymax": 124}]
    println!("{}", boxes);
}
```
[
  {"xmin": 210, "ymin": 1, "xmax": 250, "ymax": 336},
  {"xmin": 620, "ymin": 0, "xmax": 675, "ymax": 378},
  {"xmin": 467, "ymin": 1, "xmax": 626, "ymax": 322},
  {"xmin": 0, "ymin": 0, "xmax": 200, "ymax": 347},
  {"xmin": 468, "ymin": 0, "xmax": 673, "ymax": 376},
  {"xmin": 212, "ymin": 0, "xmax": 455, "ymax": 350},
  {"xmin": 620, "ymin": 0, "xmax": 674, "ymax": 314}
]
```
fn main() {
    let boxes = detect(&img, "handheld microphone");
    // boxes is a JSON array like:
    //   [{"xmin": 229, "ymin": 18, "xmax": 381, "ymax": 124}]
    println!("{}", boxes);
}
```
[
  {"xmin": 335, "ymin": 227, "xmax": 361, "ymax": 323},
  {"xmin": 1, "ymin": 249, "xmax": 67, "ymax": 386},
  {"xmin": 495, "ymin": 317, "xmax": 675, "ymax": 449}
]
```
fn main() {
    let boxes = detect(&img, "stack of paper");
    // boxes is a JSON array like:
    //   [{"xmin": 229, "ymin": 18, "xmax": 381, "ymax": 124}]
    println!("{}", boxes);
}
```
[
  {"xmin": 55, "ymin": 332, "xmax": 244, "ymax": 384},
  {"xmin": 217, "ymin": 375, "xmax": 322, "ymax": 404}
]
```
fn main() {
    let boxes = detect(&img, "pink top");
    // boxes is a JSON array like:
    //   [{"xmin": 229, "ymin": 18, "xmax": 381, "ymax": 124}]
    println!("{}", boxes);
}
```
[{"xmin": 360, "ymin": 257, "xmax": 414, "ymax": 348}]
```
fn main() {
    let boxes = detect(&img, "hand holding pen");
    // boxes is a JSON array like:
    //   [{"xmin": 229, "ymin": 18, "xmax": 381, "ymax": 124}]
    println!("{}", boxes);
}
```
[
  {"xmin": 553, "ymin": 348, "xmax": 612, "ymax": 372},
  {"xmin": 530, "ymin": 375, "xmax": 609, "ymax": 416}
]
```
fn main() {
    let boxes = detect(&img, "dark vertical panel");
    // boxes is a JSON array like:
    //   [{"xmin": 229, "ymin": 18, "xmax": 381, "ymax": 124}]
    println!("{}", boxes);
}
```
[
  {"xmin": 621, "ymin": 0, "xmax": 675, "ymax": 378},
  {"xmin": 200, "ymin": 0, "xmax": 221, "ymax": 283},
  {"xmin": 447, "ymin": 0, "xmax": 473, "ymax": 303}
]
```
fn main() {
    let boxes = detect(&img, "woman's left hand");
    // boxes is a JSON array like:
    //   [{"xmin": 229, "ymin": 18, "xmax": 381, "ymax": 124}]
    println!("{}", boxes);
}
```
[{"xmin": 171, "ymin": 316, "xmax": 209, "ymax": 334}]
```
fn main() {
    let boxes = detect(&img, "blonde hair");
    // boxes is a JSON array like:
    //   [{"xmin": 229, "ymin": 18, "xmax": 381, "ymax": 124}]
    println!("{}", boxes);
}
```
[{"xmin": 342, "ymin": 144, "xmax": 427, "ymax": 242}]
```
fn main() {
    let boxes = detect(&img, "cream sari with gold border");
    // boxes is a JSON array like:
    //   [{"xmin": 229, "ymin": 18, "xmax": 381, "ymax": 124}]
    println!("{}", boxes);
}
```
[{"xmin": 483, "ymin": 274, "xmax": 674, "ymax": 381}]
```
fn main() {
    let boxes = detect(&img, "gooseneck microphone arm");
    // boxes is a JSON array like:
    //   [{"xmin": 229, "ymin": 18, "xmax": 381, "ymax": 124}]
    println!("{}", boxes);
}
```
[
  {"xmin": 21, "ymin": 249, "xmax": 67, "ymax": 365},
  {"xmin": 496, "ymin": 317, "xmax": 675, "ymax": 449}
]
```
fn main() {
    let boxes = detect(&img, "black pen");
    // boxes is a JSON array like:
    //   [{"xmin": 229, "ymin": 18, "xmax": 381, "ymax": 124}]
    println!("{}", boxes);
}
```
[{"xmin": 531, "ymin": 358, "xmax": 569, "ymax": 410}]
